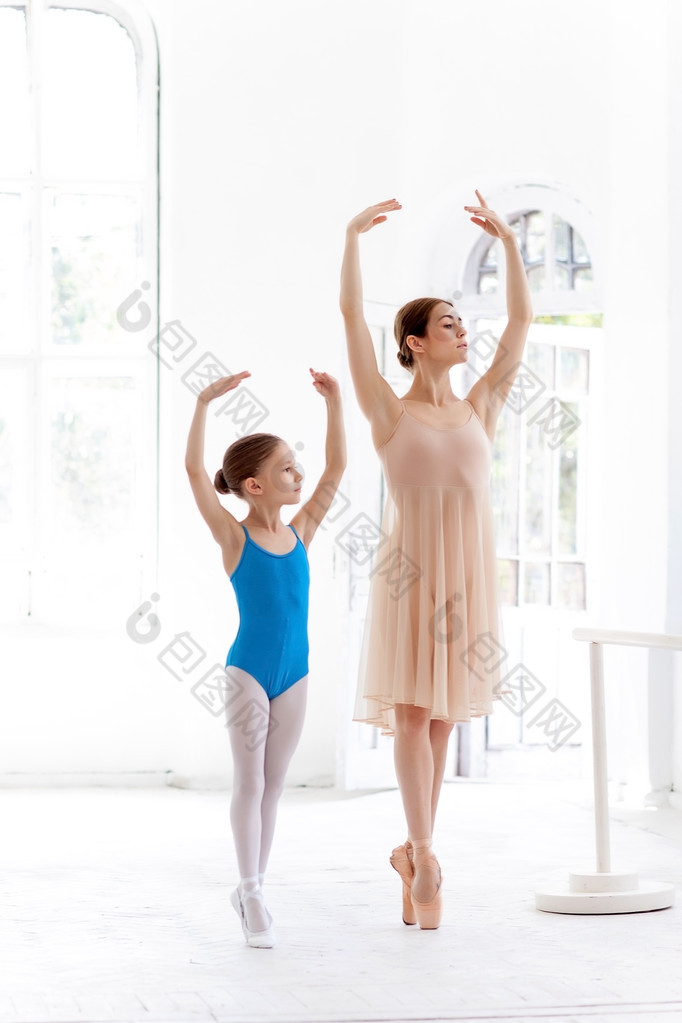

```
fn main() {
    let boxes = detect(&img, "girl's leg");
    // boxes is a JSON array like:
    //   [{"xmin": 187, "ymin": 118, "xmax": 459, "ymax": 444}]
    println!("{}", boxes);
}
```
[
  {"xmin": 259, "ymin": 676, "xmax": 308, "ymax": 879},
  {"xmin": 226, "ymin": 666, "xmax": 271, "ymax": 932}
]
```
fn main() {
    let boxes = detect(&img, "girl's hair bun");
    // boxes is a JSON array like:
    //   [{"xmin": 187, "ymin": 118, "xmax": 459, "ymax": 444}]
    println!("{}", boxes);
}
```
[{"xmin": 214, "ymin": 468, "xmax": 231, "ymax": 494}]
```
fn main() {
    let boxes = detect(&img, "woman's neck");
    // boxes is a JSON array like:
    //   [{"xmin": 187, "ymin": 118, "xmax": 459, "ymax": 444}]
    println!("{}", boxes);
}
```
[{"xmin": 402, "ymin": 366, "xmax": 458, "ymax": 407}]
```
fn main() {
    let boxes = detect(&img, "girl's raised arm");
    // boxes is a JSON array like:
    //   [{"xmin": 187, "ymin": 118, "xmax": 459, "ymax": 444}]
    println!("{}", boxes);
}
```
[
  {"xmin": 290, "ymin": 369, "xmax": 347, "ymax": 548},
  {"xmin": 340, "ymin": 201, "xmax": 403, "ymax": 446},
  {"xmin": 185, "ymin": 372, "xmax": 250, "ymax": 554}
]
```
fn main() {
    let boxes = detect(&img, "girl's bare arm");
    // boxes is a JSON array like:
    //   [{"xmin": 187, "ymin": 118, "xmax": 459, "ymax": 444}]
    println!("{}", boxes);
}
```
[
  {"xmin": 185, "ymin": 372, "xmax": 250, "ymax": 554},
  {"xmin": 290, "ymin": 370, "xmax": 347, "ymax": 548}
]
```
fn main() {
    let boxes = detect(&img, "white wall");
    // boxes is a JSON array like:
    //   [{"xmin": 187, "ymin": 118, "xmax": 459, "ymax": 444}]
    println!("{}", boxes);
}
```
[{"xmin": 2, "ymin": 0, "xmax": 680, "ymax": 796}]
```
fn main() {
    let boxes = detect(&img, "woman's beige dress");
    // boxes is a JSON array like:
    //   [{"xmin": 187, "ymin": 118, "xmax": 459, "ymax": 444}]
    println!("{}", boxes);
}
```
[{"xmin": 353, "ymin": 399, "xmax": 502, "ymax": 735}]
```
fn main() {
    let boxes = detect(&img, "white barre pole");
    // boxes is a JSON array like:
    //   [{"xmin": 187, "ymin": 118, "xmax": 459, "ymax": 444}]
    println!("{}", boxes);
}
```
[{"xmin": 589, "ymin": 641, "xmax": 610, "ymax": 873}]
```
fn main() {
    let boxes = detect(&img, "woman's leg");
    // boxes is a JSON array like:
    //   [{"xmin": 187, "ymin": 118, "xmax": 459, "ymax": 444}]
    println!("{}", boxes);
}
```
[
  {"xmin": 259, "ymin": 676, "xmax": 308, "ymax": 879},
  {"xmin": 429, "ymin": 719, "xmax": 455, "ymax": 830},
  {"xmin": 393, "ymin": 705, "xmax": 452, "ymax": 908},
  {"xmin": 393, "ymin": 703, "xmax": 434, "ymax": 841}
]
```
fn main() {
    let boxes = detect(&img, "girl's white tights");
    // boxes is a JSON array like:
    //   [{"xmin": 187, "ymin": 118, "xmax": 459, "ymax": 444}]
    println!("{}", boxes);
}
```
[{"xmin": 226, "ymin": 666, "xmax": 308, "ymax": 932}]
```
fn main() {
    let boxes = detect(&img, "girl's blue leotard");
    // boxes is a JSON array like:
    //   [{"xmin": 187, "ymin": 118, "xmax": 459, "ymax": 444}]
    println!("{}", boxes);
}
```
[{"xmin": 226, "ymin": 523, "xmax": 310, "ymax": 700}]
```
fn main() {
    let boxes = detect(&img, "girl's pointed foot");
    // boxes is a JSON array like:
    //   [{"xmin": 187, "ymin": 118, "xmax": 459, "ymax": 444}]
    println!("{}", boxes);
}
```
[{"xmin": 230, "ymin": 878, "xmax": 275, "ymax": 948}]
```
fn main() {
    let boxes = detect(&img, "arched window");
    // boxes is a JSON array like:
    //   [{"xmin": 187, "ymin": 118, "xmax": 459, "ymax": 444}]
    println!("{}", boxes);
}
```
[
  {"xmin": 0, "ymin": 1, "xmax": 159, "ymax": 624},
  {"xmin": 474, "ymin": 210, "xmax": 594, "ymax": 297}
]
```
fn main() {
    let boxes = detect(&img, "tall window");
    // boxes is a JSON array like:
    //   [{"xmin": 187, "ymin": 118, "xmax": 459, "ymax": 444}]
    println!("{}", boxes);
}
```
[
  {"xmin": 464, "ymin": 210, "xmax": 598, "ymax": 611},
  {"xmin": 0, "ymin": 1, "xmax": 159, "ymax": 624}
]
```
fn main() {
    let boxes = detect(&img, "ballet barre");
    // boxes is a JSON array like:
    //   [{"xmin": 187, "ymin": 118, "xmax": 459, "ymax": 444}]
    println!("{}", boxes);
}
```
[{"xmin": 535, "ymin": 627, "xmax": 681, "ymax": 914}]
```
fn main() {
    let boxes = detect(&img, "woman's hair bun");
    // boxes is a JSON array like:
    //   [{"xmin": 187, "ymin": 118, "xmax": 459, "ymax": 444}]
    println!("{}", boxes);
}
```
[{"xmin": 214, "ymin": 468, "xmax": 231, "ymax": 494}]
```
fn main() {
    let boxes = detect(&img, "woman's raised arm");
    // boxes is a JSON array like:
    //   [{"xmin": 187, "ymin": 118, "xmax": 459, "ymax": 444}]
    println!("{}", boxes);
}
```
[
  {"xmin": 340, "ymin": 201, "xmax": 403, "ymax": 444},
  {"xmin": 465, "ymin": 191, "xmax": 533, "ymax": 438}
]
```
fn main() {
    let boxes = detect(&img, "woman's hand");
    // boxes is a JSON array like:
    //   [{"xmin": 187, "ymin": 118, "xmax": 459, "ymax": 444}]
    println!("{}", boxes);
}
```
[
  {"xmin": 309, "ymin": 368, "xmax": 340, "ymax": 401},
  {"xmin": 464, "ymin": 190, "xmax": 514, "ymax": 241},
  {"xmin": 347, "ymin": 199, "xmax": 402, "ymax": 235},
  {"xmin": 197, "ymin": 370, "xmax": 251, "ymax": 405}
]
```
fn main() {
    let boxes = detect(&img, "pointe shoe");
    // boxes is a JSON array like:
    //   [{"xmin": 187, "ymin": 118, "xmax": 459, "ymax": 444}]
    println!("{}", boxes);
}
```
[
  {"xmin": 410, "ymin": 854, "xmax": 443, "ymax": 930},
  {"xmin": 230, "ymin": 882, "xmax": 275, "ymax": 948},
  {"xmin": 389, "ymin": 841, "xmax": 417, "ymax": 925}
]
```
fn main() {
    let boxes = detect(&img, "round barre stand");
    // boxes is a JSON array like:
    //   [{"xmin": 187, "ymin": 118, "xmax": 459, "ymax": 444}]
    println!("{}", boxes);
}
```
[{"xmin": 535, "ymin": 628, "xmax": 680, "ymax": 915}]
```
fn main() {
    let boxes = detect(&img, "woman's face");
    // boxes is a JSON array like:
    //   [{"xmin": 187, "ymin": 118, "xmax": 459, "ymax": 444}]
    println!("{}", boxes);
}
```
[{"xmin": 424, "ymin": 302, "xmax": 468, "ymax": 364}]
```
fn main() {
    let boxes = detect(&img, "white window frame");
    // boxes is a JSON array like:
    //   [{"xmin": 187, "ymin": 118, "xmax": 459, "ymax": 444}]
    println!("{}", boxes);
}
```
[{"xmin": 0, "ymin": 0, "xmax": 160, "ymax": 622}]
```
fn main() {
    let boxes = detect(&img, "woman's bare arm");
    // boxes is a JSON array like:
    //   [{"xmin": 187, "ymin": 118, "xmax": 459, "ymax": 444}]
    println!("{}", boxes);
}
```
[
  {"xmin": 340, "ymin": 201, "xmax": 403, "ymax": 445},
  {"xmin": 465, "ymin": 191, "xmax": 533, "ymax": 438}
]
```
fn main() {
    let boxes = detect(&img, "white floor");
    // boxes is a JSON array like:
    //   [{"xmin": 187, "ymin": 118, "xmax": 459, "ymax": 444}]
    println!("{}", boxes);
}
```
[{"xmin": 1, "ymin": 779, "xmax": 681, "ymax": 1023}]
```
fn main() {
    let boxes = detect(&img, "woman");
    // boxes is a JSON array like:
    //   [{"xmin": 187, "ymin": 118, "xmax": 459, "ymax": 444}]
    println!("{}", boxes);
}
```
[
  {"xmin": 185, "ymin": 367, "xmax": 346, "ymax": 948},
  {"xmin": 340, "ymin": 191, "xmax": 532, "ymax": 929}
]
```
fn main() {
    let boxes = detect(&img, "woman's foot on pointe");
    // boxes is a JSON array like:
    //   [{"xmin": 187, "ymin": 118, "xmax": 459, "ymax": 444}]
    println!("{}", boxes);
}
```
[
  {"xmin": 410, "ymin": 839, "xmax": 443, "ymax": 930},
  {"xmin": 389, "ymin": 839, "xmax": 416, "ymax": 925},
  {"xmin": 230, "ymin": 877, "xmax": 275, "ymax": 948}
]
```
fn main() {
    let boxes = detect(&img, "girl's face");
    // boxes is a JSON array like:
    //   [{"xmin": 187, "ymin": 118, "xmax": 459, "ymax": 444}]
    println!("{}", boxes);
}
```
[{"xmin": 258, "ymin": 441, "xmax": 303, "ymax": 504}]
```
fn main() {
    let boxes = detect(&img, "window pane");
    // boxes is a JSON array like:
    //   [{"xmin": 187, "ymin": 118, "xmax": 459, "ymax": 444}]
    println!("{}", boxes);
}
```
[
  {"xmin": 50, "ymin": 192, "xmax": 141, "ymax": 346},
  {"xmin": 525, "ymin": 342, "xmax": 555, "ymax": 390},
  {"xmin": 527, "ymin": 265, "xmax": 545, "ymax": 292},
  {"xmin": 572, "ymin": 229, "xmax": 590, "ymax": 264},
  {"xmin": 554, "ymin": 264, "xmax": 571, "ymax": 290},
  {"xmin": 524, "ymin": 562, "xmax": 550, "ymax": 605},
  {"xmin": 557, "ymin": 563, "xmax": 585, "ymax": 610},
  {"xmin": 574, "ymin": 267, "xmax": 594, "ymax": 291},
  {"xmin": 492, "ymin": 405, "xmax": 520, "ymax": 553},
  {"xmin": 48, "ymin": 376, "xmax": 137, "ymax": 545},
  {"xmin": 497, "ymin": 559, "xmax": 518, "ymax": 606},
  {"xmin": 0, "ymin": 366, "xmax": 31, "ymax": 556},
  {"xmin": 553, "ymin": 215, "xmax": 569, "ymax": 262},
  {"xmin": 468, "ymin": 318, "xmax": 505, "ymax": 380},
  {"xmin": 481, "ymin": 240, "xmax": 499, "ymax": 268},
  {"xmin": 43, "ymin": 8, "xmax": 139, "ymax": 180},
  {"xmin": 42, "ymin": 374, "xmax": 145, "ymax": 622},
  {"xmin": 0, "ymin": 193, "xmax": 28, "ymax": 353},
  {"xmin": 525, "ymin": 421, "xmax": 552, "ymax": 554},
  {"xmin": 558, "ymin": 348, "xmax": 589, "ymax": 394},
  {"xmin": 478, "ymin": 272, "xmax": 498, "ymax": 295},
  {"xmin": 0, "ymin": 8, "xmax": 29, "ymax": 176},
  {"xmin": 0, "ymin": 367, "xmax": 31, "ymax": 618},
  {"xmin": 558, "ymin": 440, "xmax": 578, "ymax": 555},
  {"xmin": 525, "ymin": 212, "xmax": 545, "ymax": 263}
]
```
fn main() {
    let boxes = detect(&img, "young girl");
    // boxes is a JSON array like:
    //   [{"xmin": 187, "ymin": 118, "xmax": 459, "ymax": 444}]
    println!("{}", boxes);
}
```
[
  {"xmin": 185, "ymin": 367, "xmax": 346, "ymax": 948},
  {"xmin": 340, "ymin": 192, "xmax": 532, "ymax": 929}
]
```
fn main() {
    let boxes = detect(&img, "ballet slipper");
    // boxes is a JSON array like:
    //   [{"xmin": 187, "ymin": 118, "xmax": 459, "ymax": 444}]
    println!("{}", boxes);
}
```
[
  {"xmin": 389, "ymin": 841, "xmax": 417, "ymax": 926},
  {"xmin": 410, "ymin": 853, "xmax": 443, "ymax": 930},
  {"xmin": 230, "ymin": 880, "xmax": 275, "ymax": 948}
]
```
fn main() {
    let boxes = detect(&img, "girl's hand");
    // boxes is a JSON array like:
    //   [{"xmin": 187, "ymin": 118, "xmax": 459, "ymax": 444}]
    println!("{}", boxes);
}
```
[
  {"xmin": 309, "ymin": 368, "xmax": 340, "ymax": 401},
  {"xmin": 197, "ymin": 371, "xmax": 250, "ymax": 405},
  {"xmin": 347, "ymin": 199, "xmax": 402, "ymax": 235},
  {"xmin": 464, "ymin": 190, "xmax": 514, "ymax": 241}
]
